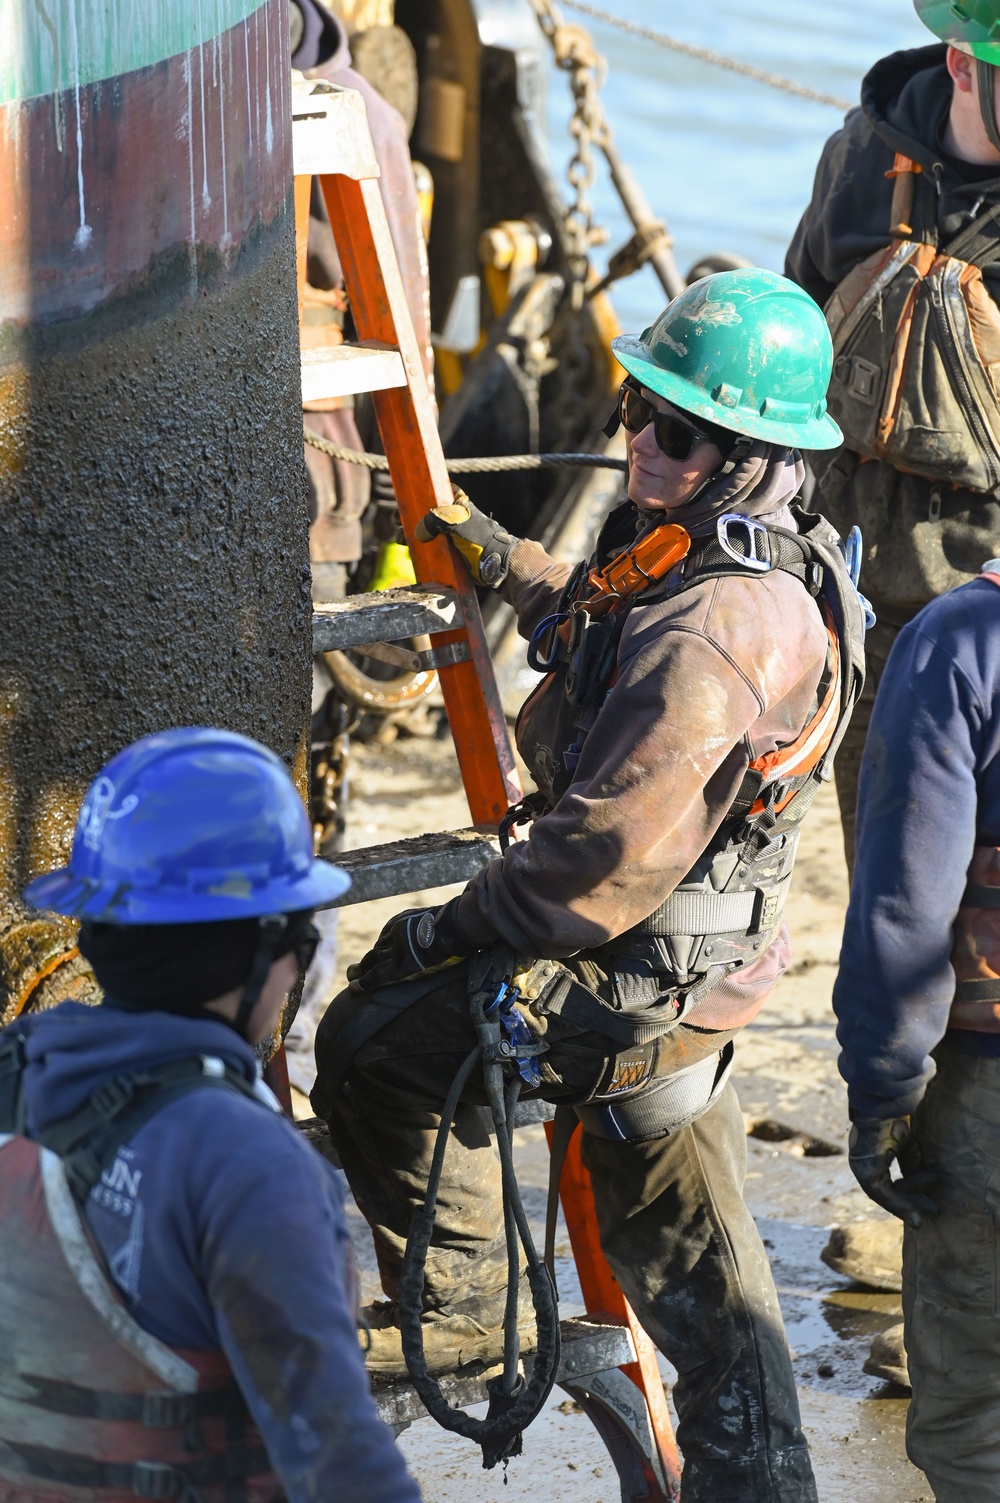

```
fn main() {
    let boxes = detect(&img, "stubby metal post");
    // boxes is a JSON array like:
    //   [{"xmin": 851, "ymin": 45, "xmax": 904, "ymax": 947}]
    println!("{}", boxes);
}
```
[{"xmin": 0, "ymin": 0, "xmax": 310, "ymax": 1020}]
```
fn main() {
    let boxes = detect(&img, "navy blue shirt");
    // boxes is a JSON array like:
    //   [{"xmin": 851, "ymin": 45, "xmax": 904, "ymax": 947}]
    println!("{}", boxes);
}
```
[
  {"xmin": 11, "ymin": 1003, "xmax": 421, "ymax": 1503},
  {"xmin": 834, "ymin": 576, "xmax": 1000, "ymax": 1119}
]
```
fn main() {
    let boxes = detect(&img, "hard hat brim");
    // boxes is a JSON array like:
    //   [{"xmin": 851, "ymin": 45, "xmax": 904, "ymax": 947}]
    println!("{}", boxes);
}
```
[
  {"xmin": 613, "ymin": 338, "xmax": 844, "ymax": 451},
  {"xmin": 23, "ymin": 857, "xmax": 352, "ymax": 925},
  {"xmin": 915, "ymin": 0, "xmax": 1000, "ymax": 60}
]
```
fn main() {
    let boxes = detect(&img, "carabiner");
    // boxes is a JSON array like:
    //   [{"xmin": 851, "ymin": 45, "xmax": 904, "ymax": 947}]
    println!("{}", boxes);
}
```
[{"xmin": 527, "ymin": 612, "xmax": 569, "ymax": 673}]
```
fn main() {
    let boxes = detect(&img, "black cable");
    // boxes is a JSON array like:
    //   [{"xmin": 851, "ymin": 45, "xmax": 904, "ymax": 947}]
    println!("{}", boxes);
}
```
[{"xmin": 397, "ymin": 1047, "xmax": 561, "ymax": 1465}]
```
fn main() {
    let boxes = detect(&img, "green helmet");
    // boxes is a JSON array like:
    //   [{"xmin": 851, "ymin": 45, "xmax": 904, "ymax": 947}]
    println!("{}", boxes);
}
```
[
  {"xmin": 915, "ymin": 0, "xmax": 1000, "ymax": 61},
  {"xmin": 611, "ymin": 268, "xmax": 843, "ymax": 451}
]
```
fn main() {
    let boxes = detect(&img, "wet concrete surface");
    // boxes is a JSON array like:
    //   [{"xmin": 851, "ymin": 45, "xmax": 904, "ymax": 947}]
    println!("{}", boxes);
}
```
[{"xmin": 305, "ymin": 733, "xmax": 929, "ymax": 1501}]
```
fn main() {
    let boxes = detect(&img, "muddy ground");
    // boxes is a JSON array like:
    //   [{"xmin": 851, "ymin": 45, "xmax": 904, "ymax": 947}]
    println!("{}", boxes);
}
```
[{"xmin": 299, "ymin": 728, "xmax": 927, "ymax": 1503}]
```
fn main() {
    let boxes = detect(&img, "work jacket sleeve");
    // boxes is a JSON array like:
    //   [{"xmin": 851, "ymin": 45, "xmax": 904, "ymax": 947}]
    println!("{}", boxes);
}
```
[
  {"xmin": 199, "ymin": 1139, "xmax": 422, "ymax": 1503},
  {"xmin": 832, "ymin": 617, "xmax": 983, "ymax": 1120},
  {"xmin": 500, "ymin": 538, "xmax": 575, "ymax": 641},
  {"xmin": 454, "ymin": 618, "xmax": 767, "ymax": 956}
]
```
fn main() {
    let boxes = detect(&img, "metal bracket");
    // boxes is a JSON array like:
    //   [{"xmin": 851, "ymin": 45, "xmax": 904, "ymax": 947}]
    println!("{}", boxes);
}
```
[{"xmin": 417, "ymin": 640, "xmax": 472, "ymax": 671}]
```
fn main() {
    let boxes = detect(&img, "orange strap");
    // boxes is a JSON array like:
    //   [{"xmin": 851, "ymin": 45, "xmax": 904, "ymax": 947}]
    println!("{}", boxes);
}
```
[
  {"xmin": 745, "ymin": 608, "xmax": 841, "ymax": 816},
  {"xmin": 885, "ymin": 152, "xmax": 921, "ymax": 239}
]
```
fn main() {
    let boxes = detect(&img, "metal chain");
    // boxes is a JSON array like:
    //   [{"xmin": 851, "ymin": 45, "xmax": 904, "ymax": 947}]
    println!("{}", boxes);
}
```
[
  {"xmin": 525, "ymin": 0, "xmax": 613, "ymax": 306},
  {"xmin": 561, "ymin": 1, "xmax": 853, "ymax": 114},
  {"xmin": 303, "ymin": 426, "xmax": 626, "ymax": 472}
]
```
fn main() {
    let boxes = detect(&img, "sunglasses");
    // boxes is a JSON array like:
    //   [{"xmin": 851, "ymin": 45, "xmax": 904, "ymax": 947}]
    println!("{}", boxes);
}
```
[{"xmin": 619, "ymin": 382, "xmax": 718, "ymax": 463}]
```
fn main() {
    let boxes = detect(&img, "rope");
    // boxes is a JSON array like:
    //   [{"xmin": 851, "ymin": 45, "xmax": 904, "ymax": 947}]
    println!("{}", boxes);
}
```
[
  {"xmin": 560, "ymin": 1, "xmax": 854, "ymax": 113},
  {"xmin": 303, "ymin": 425, "xmax": 627, "ymax": 473}
]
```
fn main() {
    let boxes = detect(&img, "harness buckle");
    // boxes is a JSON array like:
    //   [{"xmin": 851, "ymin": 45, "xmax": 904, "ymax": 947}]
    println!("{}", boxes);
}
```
[
  {"xmin": 142, "ymin": 1392, "xmax": 193, "ymax": 1429},
  {"xmin": 131, "ymin": 1461, "xmax": 181, "ymax": 1499},
  {"xmin": 716, "ymin": 513, "xmax": 771, "ymax": 573}
]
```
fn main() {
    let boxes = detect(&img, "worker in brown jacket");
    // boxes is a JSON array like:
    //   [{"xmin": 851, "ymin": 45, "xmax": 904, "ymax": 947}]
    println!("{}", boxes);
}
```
[{"xmin": 312, "ymin": 270, "xmax": 867, "ymax": 1502}]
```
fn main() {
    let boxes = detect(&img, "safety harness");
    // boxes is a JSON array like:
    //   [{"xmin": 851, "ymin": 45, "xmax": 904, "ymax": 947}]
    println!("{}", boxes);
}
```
[
  {"xmin": 514, "ymin": 501, "xmax": 867, "ymax": 1011},
  {"xmin": 0, "ymin": 1035, "xmax": 282, "ymax": 1503}
]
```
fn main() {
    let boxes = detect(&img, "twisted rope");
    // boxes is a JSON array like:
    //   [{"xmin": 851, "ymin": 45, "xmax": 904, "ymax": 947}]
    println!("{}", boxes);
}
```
[
  {"xmin": 561, "ymin": 1, "xmax": 854, "ymax": 113},
  {"xmin": 303, "ymin": 426, "xmax": 627, "ymax": 472}
]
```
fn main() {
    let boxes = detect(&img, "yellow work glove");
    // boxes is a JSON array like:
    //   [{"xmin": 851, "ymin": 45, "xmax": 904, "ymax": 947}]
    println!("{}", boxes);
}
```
[{"xmin": 414, "ymin": 486, "xmax": 518, "ymax": 588}]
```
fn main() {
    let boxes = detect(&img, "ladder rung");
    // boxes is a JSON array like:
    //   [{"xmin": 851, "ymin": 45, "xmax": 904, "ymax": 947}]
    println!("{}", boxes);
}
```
[
  {"xmin": 368, "ymin": 1319, "xmax": 637, "ymax": 1431},
  {"xmin": 319, "ymin": 829, "xmax": 500, "ymax": 908},
  {"xmin": 300, "ymin": 341, "xmax": 406, "ymax": 403},
  {"xmin": 312, "ymin": 587, "xmax": 461, "ymax": 653}
]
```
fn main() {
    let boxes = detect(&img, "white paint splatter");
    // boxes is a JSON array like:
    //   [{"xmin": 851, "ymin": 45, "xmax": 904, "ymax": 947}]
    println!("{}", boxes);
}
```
[
  {"xmin": 197, "ymin": 1, "xmax": 211, "ymax": 213},
  {"xmin": 67, "ymin": 0, "xmax": 91, "ymax": 250},
  {"xmin": 263, "ymin": 0, "xmax": 273, "ymax": 155},
  {"xmin": 217, "ymin": 0, "xmax": 229, "ymax": 246},
  {"xmin": 183, "ymin": 49, "xmax": 198, "ymax": 291},
  {"xmin": 253, "ymin": 12, "xmax": 262, "ymax": 160},
  {"xmin": 243, "ymin": 17, "xmax": 253, "ymax": 159}
]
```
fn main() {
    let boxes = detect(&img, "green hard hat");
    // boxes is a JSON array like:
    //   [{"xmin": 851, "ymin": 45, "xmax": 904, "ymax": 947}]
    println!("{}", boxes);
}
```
[
  {"xmin": 611, "ymin": 268, "xmax": 843, "ymax": 451},
  {"xmin": 915, "ymin": 0, "xmax": 1000, "ymax": 60}
]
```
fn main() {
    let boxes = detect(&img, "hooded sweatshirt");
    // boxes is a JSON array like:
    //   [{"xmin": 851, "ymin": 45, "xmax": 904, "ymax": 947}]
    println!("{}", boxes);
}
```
[
  {"xmin": 786, "ymin": 44, "xmax": 1000, "ymax": 310},
  {"xmin": 834, "ymin": 576, "xmax": 1000, "ymax": 1119},
  {"xmin": 451, "ymin": 446, "xmax": 830, "ymax": 1030},
  {"xmin": 5, "ymin": 1003, "xmax": 421, "ymax": 1503}
]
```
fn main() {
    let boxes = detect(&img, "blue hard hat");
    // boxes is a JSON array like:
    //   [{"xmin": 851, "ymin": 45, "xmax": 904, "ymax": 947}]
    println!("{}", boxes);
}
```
[{"xmin": 23, "ymin": 728, "xmax": 351, "ymax": 924}]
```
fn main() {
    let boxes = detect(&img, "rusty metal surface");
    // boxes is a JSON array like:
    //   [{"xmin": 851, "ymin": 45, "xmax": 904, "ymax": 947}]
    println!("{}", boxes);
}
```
[{"xmin": 0, "ymin": 0, "xmax": 310, "ymax": 1019}]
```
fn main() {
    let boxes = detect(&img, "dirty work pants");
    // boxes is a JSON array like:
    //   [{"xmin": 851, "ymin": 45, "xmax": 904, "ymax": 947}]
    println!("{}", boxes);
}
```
[
  {"xmin": 313, "ymin": 969, "xmax": 817, "ymax": 1503},
  {"xmin": 903, "ymin": 1042, "xmax": 1000, "ymax": 1502}
]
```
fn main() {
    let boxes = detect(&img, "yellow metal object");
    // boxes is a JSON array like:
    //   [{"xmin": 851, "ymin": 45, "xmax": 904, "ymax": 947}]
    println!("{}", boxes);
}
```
[
  {"xmin": 412, "ymin": 161, "xmax": 434, "ymax": 242},
  {"xmin": 479, "ymin": 219, "xmax": 541, "ymax": 316},
  {"xmin": 434, "ymin": 347, "xmax": 465, "ymax": 398},
  {"xmin": 586, "ymin": 276, "xmax": 626, "ymax": 394},
  {"xmin": 369, "ymin": 541, "xmax": 417, "ymax": 591},
  {"xmin": 338, "ymin": 0, "xmax": 394, "ymax": 26}
]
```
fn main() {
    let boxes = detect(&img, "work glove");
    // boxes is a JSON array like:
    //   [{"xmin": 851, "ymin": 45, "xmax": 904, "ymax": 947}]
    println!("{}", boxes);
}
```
[
  {"xmin": 848, "ymin": 1114, "xmax": 940, "ymax": 1228},
  {"xmin": 414, "ymin": 486, "xmax": 518, "ymax": 587},
  {"xmin": 347, "ymin": 900, "xmax": 468, "ymax": 993}
]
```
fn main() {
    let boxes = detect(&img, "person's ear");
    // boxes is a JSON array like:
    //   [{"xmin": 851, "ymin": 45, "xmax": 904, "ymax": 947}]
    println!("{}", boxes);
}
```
[{"xmin": 947, "ymin": 44, "xmax": 975, "ymax": 93}]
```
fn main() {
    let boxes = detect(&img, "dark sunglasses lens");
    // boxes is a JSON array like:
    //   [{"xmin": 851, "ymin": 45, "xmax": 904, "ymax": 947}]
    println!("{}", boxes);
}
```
[
  {"xmin": 655, "ymin": 416, "xmax": 702, "ymax": 462},
  {"xmin": 620, "ymin": 385, "xmax": 653, "ymax": 433}
]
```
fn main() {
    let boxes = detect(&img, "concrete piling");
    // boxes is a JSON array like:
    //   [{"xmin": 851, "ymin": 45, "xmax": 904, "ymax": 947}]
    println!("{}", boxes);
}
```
[{"xmin": 0, "ymin": 0, "xmax": 310, "ymax": 1019}]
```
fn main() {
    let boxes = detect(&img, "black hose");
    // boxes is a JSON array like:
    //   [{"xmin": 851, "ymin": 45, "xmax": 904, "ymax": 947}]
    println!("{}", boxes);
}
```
[{"xmin": 398, "ymin": 1047, "xmax": 562, "ymax": 1465}]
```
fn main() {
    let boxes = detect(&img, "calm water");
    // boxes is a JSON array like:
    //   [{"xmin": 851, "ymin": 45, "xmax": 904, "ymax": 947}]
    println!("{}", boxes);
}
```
[{"xmin": 543, "ymin": 0, "xmax": 930, "ymax": 332}]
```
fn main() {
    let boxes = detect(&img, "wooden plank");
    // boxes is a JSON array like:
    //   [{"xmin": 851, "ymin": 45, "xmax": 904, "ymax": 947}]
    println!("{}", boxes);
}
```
[
  {"xmin": 300, "ymin": 342, "xmax": 405, "ymax": 403},
  {"xmin": 318, "ymin": 167, "xmax": 522, "ymax": 827},
  {"xmin": 291, "ymin": 79, "xmax": 381, "ymax": 180}
]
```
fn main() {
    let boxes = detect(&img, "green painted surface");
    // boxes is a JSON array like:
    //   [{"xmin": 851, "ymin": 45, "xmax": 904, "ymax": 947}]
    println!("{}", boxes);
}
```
[{"xmin": 0, "ymin": 0, "xmax": 269, "ymax": 105}]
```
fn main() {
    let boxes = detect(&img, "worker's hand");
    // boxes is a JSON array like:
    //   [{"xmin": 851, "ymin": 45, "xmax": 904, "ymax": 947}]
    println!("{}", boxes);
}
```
[
  {"xmin": 848, "ymin": 1115, "xmax": 940, "ymax": 1228},
  {"xmin": 347, "ymin": 901, "xmax": 468, "ymax": 993},
  {"xmin": 414, "ymin": 486, "xmax": 518, "ymax": 587}
]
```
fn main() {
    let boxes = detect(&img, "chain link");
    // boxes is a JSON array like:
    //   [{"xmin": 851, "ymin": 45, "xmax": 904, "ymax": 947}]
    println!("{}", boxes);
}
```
[{"xmin": 526, "ymin": 0, "xmax": 614, "ymax": 307}]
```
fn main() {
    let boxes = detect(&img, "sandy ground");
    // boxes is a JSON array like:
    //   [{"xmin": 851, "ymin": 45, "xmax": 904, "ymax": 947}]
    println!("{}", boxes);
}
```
[{"xmin": 297, "ymin": 729, "xmax": 927, "ymax": 1503}]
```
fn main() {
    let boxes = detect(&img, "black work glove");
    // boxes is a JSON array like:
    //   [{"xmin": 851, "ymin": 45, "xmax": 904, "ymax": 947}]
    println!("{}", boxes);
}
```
[
  {"xmin": 347, "ymin": 901, "xmax": 469, "ymax": 993},
  {"xmin": 848, "ymin": 1115, "xmax": 940, "ymax": 1228},
  {"xmin": 414, "ymin": 485, "xmax": 518, "ymax": 587}
]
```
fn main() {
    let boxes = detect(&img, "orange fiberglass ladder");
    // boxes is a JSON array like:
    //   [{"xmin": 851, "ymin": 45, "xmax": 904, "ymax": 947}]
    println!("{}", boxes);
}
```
[{"xmin": 289, "ymin": 76, "xmax": 681, "ymax": 1502}]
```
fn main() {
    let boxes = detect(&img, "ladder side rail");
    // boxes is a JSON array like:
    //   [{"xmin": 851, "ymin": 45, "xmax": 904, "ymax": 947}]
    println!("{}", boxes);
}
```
[
  {"xmin": 548, "ymin": 1118, "xmax": 682, "ymax": 1495},
  {"xmin": 317, "ymin": 168, "xmax": 521, "ymax": 827}
]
